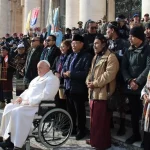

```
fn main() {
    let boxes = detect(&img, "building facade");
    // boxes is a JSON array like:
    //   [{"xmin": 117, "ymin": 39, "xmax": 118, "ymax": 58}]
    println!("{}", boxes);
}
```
[{"xmin": 0, "ymin": 0, "xmax": 149, "ymax": 37}]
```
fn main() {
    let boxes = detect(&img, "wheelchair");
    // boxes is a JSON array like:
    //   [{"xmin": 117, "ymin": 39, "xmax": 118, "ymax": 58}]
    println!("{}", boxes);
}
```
[{"xmin": 25, "ymin": 101, "xmax": 73, "ymax": 150}]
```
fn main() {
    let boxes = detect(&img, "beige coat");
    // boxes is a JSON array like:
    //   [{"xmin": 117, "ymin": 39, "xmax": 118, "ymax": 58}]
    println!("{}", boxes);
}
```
[{"xmin": 86, "ymin": 49, "xmax": 119, "ymax": 100}]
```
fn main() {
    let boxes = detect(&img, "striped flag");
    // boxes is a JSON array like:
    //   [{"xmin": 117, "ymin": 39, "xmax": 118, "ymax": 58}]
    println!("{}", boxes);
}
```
[
  {"xmin": 30, "ymin": 8, "xmax": 40, "ymax": 26},
  {"xmin": 26, "ymin": 10, "xmax": 32, "ymax": 31}
]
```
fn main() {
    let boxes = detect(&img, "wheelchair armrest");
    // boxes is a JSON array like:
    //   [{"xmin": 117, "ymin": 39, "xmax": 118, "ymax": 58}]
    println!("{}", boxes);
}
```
[
  {"xmin": 39, "ymin": 100, "xmax": 56, "ymax": 107},
  {"xmin": 37, "ymin": 100, "xmax": 56, "ymax": 116}
]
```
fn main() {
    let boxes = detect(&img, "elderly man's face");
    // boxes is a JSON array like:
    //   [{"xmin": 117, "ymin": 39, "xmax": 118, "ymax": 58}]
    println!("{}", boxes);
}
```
[
  {"xmin": 37, "ymin": 62, "xmax": 50, "ymax": 77},
  {"xmin": 71, "ymin": 41, "xmax": 83, "ymax": 53}
]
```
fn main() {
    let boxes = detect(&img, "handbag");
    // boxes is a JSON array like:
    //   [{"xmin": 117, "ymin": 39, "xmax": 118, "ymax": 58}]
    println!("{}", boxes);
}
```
[
  {"xmin": 104, "ymin": 53, "xmax": 120, "ymax": 111},
  {"xmin": 59, "ymin": 84, "xmax": 66, "ymax": 99},
  {"xmin": 107, "ymin": 86, "xmax": 122, "ymax": 111}
]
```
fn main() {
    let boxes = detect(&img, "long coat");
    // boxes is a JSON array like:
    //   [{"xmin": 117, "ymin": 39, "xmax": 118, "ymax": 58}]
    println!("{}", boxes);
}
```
[
  {"xmin": 86, "ymin": 49, "xmax": 119, "ymax": 100},
  {"xmin": 0, "ymin": 70, "xmax": 59, "ymax": 148},
  {"xmin": 1, "ymin": 55, "xmax": 15, "ymax": 100},
  {"xmin": 62, "ymin": 50, "xmax": 92, "ymax": 94}
]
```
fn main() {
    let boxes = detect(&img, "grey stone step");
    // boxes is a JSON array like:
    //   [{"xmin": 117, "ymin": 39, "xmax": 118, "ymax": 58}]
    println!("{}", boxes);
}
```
[{"xmin": 111, "ymin": 124, "xmax": 143, "ymax": 150}]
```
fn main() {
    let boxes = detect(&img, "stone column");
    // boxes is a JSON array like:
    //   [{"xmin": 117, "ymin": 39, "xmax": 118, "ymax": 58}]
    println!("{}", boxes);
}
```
[
  {"xmin": 79, "ymin": 0, "xmax": 91, "ymax": 25},
  {"xmin": 65, "ymin": 0, "xmax": 79, "ymax": 28},
  {"xmin": 23, "ymin": 0, "xmax": 41, "ymax": 34},
  {"xmin": 79, "ymin": 0, "xmax": 106, "ymax": 25},
  {"xmin": 0, "ymin": 0, "xmax": 9, "ymax": 37},
  {"xmin": 142, "ymin": 0, "xmax": 150, "ymax": 17},
  {"xmin": 59, "ymin": 0, "xmax": 65, "ymax": 28},
  {"xmin": 107, "ymin": 0, "xmax": 115, "ymax": 21},
  {"xmin": 41, "ymin": 0, "xmax": 45, "ymax": 29}
]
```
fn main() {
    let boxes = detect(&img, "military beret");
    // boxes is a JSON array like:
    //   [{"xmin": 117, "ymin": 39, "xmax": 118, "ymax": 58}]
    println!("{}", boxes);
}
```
[
  {"xmin": 144, "ymin": 13, "xmax": 149, "ymax": 17},
  {"xmin": 78, "ymin": 21, "xmax": 83, "ymax": 25},
  {"xmin": 145, "ymin": 23, "xmax": 150, "ymax": 29}
]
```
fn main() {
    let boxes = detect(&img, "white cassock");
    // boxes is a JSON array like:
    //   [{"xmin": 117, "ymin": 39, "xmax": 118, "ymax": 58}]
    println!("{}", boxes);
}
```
[{"xmin": 0, "ymin": 70, "xmax": 59, "ymax": 148}]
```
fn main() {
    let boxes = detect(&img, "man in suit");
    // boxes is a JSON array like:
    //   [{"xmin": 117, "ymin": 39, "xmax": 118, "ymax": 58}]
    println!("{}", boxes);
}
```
[
  {"xmin": 0, "ymin": 60, "xmax": 59, "ymax": 150},
  {"xmin": 62, "ymin": 34, "xmax": 92, "ymax": 140},
  {"xmin": 40, "ymin": 35, "xmax": 61, "ymax": 67},
  {"xmin": 24, "ymin": 36, "xmax": 43, "ymax": 86},
  {"xmin": 40, "ymin": 28, "xmax": 48, "ymax": 41},
  {"xmin": 77, "ymin": 21, "xmax": 84, "ymax": 36}
]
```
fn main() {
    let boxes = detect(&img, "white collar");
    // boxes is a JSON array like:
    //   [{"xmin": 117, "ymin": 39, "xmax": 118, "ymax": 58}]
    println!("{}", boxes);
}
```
[{"xmin": 37, "ymin": 70, "xmax": 52, "ymax": 81}]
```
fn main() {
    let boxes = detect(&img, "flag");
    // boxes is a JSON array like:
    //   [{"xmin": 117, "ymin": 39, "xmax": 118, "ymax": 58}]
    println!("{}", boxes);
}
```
[
  {"xmin": 30, "ymin": 8, "xmax": 40, "ymax": 26},
  {"xmin": 26, "ymin": 10, "xmax": 32, "ymax": 31},
  {"xmin": 53, "ymin": 7, "xmax": 59, "ymax": 27},
  {"xmin": 46, "ymin": 0, "xmax": 53, "ymax": 28}
]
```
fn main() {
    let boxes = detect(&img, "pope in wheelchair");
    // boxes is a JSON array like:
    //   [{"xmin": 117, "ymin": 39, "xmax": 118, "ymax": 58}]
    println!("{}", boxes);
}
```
[{"xmin": 0, "ymin": 60, "xmax": 60, "ymax": 150}]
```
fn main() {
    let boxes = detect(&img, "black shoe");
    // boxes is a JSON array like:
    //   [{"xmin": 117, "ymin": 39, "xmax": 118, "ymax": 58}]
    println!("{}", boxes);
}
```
[
  {"xmin": 13, "ymin": 147, "xmax": 21, "ymax": 150},
  {"xmin": 71, "ymin": 129, "xmax": 77, "ymax": 135},
  {"xmin": 140, "ymin": 140, "xmax": 144, "ymax": 148},
  {"xmin": 125, "ymin": 135, "xmax": 141, "ymax": 144},
  {"xmin": 6, "ymin": 148, "xmax": 13, "ymax": 150},
  {"xmin": 0, "ymin": 136, "xmax": 14, "ymax": 149},
  {"xmin": 117, "ymin": 127, "xmax": 126, "ymax": 136},
  {"xmin": 0, "ymin": 141, "xmax": 14, "ymax": 149},
  {"xmin": 62, "ymin": 131, "xmax": 68, "ymax": 136},
  {"xmin": 76, "ymin": 132, "xmax": 86, "ymax": 140},
  {"xmin": 0, "ymin": 136, "xmax": 3, "ymax": 142}
]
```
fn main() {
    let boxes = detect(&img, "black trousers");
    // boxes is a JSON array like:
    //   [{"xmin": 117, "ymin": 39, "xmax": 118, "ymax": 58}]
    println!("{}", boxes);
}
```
[
  {"xmin": 144, "ymin": 132, "xmax": 150, "ymax": 150},
  {"xmin": 66, "ymin": 91, "xmax": 86, "ymax": 133},
  {"xmin": 127, "ymin": 95, "xmax": 143, "ymax": 137}
]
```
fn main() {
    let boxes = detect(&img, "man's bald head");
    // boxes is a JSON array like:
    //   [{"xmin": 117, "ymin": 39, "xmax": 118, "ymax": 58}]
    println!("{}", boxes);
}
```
[{"xmin": 37, "ymin": 60, "xmax": 50, "ymax": 77}]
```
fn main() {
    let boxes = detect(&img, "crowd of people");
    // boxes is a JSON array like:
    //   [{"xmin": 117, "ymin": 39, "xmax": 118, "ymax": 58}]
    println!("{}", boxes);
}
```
[{"xmin": 0, "ymin": 12, "xmax": 150, "ymax": 150}]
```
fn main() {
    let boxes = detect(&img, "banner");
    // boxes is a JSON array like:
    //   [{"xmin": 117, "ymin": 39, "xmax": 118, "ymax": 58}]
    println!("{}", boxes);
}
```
[
  {"xmin": 46, "ymin": 0, "xmax": 53, "ymax": 28},
  {"xmin": 53, "ymin": 7, "xmax": 59, "ymax": 27},
  {"xmin": 26, "ymin": 10, "xmax": 32, "ymax": 31},
  {"xmin": 30, "ymin": 7, "xmax": 40, "ymax": 26}
]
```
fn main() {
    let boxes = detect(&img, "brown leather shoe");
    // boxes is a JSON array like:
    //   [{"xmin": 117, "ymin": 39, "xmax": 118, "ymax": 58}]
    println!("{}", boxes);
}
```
[
  {"xmin": 0, "ymin": 136, "xmax": 3, "ymax": 142},
  {"xmin": 86, "ymin": 139, "xmax": 91, "ymax": 145}
]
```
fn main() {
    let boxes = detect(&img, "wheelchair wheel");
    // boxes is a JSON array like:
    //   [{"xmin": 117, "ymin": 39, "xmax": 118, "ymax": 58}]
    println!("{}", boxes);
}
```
[{"xmin": 38, "ymin": 108, "xmax": 73, "ymax": 148}]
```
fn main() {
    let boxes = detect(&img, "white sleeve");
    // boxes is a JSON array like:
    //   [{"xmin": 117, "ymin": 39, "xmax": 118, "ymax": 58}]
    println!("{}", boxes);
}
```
[
  {"xmin": 19, "ymin": 89, "xmax": 29, "ymax": 101},
  {"xmin": 19, "ymin": 77, "xmax": 38, "ymax": 101},
  {"xmin": 29, "ymin": 77, "xmax": 60, "ymax": 106}
]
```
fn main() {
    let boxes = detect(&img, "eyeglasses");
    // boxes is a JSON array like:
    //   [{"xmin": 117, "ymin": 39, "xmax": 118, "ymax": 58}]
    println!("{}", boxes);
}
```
[
  {"xmin": 31, "ymin": 40, "xmax": 39, "ymax": 42},
  {"xmin": 90, "ymin": 27, "xmax": 97, "ymax": 30},
  {"xmin": 46, "ymin": 39, "xmax": 54, "ymax": 42}
]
